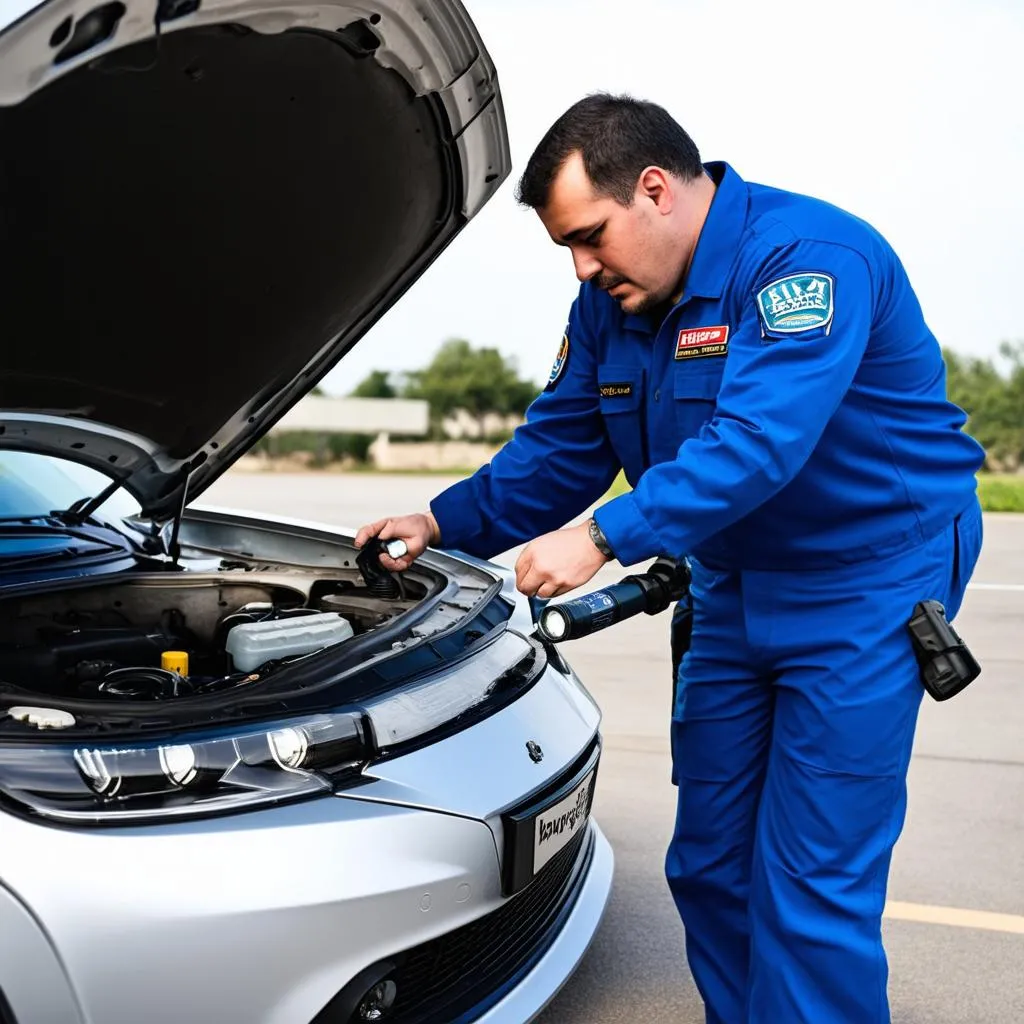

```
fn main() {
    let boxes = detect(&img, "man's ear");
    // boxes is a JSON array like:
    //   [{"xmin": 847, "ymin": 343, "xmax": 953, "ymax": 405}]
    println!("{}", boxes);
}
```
[{"xmin": 637, "ymin": 166, "xmax": 674, "ymax": 214}]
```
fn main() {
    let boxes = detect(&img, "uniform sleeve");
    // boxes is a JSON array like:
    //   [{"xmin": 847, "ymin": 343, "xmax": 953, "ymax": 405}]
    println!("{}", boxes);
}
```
[
  {"xmin": 429, "ymin": 294, "xmax": 620, "ymax": 560},
  {"xmin": 593, "ymin": 240, "xmax": 874, "ymax": 566}
]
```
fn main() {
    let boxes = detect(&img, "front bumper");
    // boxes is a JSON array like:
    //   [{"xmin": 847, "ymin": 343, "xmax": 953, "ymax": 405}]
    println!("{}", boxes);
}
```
[
  {"xmin": 0, "ymin": 661, "xmax": 611, "ymax": 1024},
  {"xmin": 476, "ymin": 821, "xmax": 613, "ymax": 1024}
]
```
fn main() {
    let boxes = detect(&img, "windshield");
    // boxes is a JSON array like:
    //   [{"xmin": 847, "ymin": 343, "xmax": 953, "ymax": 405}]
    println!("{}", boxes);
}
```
[{"xmin": 0, "ymin": 452, "xmax": 141, "ymax": 522}]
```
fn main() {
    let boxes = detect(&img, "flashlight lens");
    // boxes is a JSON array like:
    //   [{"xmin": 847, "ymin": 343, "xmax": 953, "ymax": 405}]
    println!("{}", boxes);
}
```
[{"xmin": 541, "ymin": 608, "xmax": 569, "ymax": 640}]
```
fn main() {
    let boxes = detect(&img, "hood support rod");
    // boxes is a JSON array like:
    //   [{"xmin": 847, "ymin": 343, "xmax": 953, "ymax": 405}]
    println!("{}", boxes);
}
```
[{"xmin": 167, "ymin": 463, "xmax": 194, "ymax": 566}]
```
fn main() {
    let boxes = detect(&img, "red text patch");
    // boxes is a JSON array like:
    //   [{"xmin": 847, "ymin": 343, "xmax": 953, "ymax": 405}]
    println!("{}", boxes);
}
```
[{"xmin": 675, "ymin": 325, "xmax": 729, "ymax": 360}]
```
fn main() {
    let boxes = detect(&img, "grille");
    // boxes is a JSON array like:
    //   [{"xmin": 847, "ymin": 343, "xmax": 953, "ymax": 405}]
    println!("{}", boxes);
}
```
[{"xmin": 385, "ymin": 823, "xmax": 594, "ymax": 1024}]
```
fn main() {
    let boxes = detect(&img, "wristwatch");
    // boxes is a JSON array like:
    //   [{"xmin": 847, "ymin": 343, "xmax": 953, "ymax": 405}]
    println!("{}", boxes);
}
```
[{"xmin": 587, "ymin": 517, "xmax": 614, "ymax": 560}]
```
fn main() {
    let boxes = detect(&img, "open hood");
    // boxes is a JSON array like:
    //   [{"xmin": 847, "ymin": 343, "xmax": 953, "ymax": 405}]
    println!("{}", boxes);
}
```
[{"xmin": 0, "ymin": 0, "xmax": 510, "ymax": 521}]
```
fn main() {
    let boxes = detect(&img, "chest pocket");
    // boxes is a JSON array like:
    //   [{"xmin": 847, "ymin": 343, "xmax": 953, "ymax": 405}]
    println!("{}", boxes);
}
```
[
  {"xmin": 673, "ymin": 363, "xmax": 725, "ymax": 442},
  {"xmin": 598, "ymin": 364, "xmax": 646, "ymax": 484}
]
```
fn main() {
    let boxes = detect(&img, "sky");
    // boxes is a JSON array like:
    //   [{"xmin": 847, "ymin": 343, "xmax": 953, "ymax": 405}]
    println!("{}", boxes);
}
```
[{"xmin": 321, "ymin": 0, "xmax": 1024, "ymax": 395}]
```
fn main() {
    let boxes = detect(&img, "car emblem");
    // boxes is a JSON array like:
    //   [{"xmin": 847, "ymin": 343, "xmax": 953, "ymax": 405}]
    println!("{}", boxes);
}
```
[{"xmin": 526, "ymin": 740, "xmax": 544, "ymax": 763}]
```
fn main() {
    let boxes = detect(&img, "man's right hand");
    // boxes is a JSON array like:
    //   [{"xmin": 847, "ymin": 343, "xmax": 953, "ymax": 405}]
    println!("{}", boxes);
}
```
[{"xmin": 354, "ymin": 512, "xmax": 441, "ymax": 572}]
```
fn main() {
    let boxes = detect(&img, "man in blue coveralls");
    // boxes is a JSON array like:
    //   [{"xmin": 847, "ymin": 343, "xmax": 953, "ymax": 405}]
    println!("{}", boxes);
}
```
[{"xmin": 355, "ymin": 94, "xmax": 986, "ymax": 1023}]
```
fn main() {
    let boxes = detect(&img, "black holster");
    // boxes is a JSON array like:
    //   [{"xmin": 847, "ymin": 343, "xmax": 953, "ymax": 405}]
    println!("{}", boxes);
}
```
[{"xmin": 907, "ymin": 599, "xmax": 981, "ymax": 701}]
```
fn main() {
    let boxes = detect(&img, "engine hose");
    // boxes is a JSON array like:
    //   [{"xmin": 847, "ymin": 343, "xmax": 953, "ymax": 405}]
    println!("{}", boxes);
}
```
[{"xmin": 356, "ymin": 539, "xmax": 400, "ymax": 599}]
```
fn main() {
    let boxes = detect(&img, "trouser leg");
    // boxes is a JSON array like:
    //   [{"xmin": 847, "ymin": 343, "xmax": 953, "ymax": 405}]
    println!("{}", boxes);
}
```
[
  {"xmin": 745, "ymin": 504, "xmax": 982, "ymax": 1023},
  {"xmin": 666, "ymin": 565, "xmax": 772, "ymax": 1024}
]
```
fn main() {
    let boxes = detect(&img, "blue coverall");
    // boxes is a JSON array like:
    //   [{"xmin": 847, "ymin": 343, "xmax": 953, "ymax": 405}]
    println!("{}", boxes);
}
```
[{"xmin": 429, "ymin": 161, "xmax": 986, "ymax": 1023}]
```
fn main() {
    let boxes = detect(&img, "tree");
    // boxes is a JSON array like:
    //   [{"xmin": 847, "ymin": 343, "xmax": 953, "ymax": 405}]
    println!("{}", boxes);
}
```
[
  {"xmin": 350, "ymin": 370, "xmax": 397, "ymax": 399},
  {"xmin": 943, "ymin": 341, "xmax": 1024, "ymax": 469},
  {"xmin": 401, "ymin": 338, "xmax": 538, "ymax": 436}
]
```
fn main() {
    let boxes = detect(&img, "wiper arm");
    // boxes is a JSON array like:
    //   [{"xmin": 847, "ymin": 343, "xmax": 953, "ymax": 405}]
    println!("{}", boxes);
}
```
[
  {"xmin": 0, "ymin": 546, "xmax": 131, "ymax": 570},
  {"xmin": 0, "ymin": 529, "xmax": 127, "ymax": 569},
  {"xmin": 0, "ymin": 523, "xmax": 134, "ymax": 568}
]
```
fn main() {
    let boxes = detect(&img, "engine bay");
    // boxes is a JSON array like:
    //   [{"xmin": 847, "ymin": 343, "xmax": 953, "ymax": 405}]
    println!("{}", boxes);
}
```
[{"xmin": 0, "ymin": 541, "xmax": 433, "ymax": 705}]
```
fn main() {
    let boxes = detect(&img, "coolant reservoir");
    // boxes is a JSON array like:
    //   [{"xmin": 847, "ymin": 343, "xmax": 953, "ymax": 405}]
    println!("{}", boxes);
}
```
[{"xmin": 225, "ymin": 613, "xmax": 355, "ymax": 673}]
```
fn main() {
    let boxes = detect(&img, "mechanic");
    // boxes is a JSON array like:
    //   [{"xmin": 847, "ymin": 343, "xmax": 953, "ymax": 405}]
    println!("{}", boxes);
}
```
[{"xmin": 355, "ymin": 93, "xmax": 986, "ymax": 1023}]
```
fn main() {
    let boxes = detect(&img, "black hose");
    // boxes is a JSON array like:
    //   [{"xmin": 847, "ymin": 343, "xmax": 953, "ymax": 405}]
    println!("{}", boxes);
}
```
[{"xmin": 356, "ymin": 539, "xmax": 401, "ymax": 599}]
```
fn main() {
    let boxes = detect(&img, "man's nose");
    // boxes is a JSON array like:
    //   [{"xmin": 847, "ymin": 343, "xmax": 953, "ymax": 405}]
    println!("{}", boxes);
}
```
[{"xmin": 572, "ymin": 248, "xmax": 602, "ymax": 283}]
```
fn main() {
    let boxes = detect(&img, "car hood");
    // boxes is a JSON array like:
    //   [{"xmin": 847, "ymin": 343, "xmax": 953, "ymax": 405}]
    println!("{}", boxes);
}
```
[{"xmin": 0, "ymin": 0, "xmax": 509, "ymax": 521}]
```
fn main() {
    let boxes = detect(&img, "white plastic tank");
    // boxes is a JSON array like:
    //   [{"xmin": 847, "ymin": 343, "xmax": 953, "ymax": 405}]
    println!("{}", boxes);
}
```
[{"xmin": 225, "ymin": 613, "xmax": 355, "ymax": 673}]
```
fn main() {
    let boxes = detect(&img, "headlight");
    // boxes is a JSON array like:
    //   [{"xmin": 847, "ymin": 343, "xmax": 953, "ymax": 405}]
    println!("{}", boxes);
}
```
[
  {"xmin": 365, "ymin": 631, "xmax": 535, "ymax": 748},
  {"xmin": 0, "ymin": 632, "xmax": 539, "ymax": 825},
  {"xmin": 0, "ymin": 712, "xmax": 369, "ymax": 824}
]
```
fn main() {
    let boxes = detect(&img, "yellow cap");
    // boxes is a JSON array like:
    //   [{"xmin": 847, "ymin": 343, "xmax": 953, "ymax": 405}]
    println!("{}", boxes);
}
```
[{"xmin": 161, "ymin": 651, "xmax": 189, "ymax": 676}]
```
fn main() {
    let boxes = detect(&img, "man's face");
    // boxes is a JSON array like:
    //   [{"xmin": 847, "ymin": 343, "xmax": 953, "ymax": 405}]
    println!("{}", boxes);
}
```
[{"xmin": 536, "ymin": 152, "xmax": 689, "ymax": 315}]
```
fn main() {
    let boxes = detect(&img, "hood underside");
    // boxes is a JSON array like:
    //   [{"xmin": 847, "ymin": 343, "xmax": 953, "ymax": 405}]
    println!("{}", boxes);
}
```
[{"xmin": 0, "ymin": 0, "xmax": 509, "ymax": 519}]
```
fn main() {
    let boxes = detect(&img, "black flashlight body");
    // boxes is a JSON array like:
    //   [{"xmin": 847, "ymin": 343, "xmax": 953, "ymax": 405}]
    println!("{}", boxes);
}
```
[{"xmin": 535, "ymin": 559, "xmax": 690, "ymax": 643}]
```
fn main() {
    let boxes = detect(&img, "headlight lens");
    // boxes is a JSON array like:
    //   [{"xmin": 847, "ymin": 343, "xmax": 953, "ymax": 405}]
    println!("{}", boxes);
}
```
[
  {"xmin": 0, "ymin": 712, "xmax": 369, "ymax": 823},
  {"xmin": 365, "ymin": 632, "xmax": 534, "ymax": 748}
]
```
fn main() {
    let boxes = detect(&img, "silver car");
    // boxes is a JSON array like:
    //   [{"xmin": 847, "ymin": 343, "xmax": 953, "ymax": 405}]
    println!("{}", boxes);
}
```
[{"xmin": 0, "ymin": 1, "xmax": 613, "ymax": 1021}]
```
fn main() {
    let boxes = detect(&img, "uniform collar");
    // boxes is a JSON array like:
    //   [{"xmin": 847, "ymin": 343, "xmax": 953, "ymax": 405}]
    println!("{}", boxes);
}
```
[
  {"xmin": 682, "ymin": 161, "xmax": 749, "ymax": 300},
  {"xmin": 621, "ymin": 161, "xmax": 749, "ymax": 334}
]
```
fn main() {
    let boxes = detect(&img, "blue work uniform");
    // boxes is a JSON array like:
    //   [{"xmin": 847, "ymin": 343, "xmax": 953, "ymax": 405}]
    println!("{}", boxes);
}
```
[{"xmin": 430, "ymin": 161, "xmax": 985, "ymax": 1024}]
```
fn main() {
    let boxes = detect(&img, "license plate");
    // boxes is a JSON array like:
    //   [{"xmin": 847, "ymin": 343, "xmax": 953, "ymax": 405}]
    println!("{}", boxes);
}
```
[
  {"xmin": 501, "ymin": 745, "xmax": 600, "ymax": 895},
  {"xmin": 533, "ymin": 769, "xmax": 595, "ymax": 874}
]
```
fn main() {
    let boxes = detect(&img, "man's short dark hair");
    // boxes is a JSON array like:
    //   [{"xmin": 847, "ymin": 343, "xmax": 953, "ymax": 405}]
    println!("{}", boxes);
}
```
[{"xmin": 515, "ymin": 93, "xmax": 703, "ymax": 209}]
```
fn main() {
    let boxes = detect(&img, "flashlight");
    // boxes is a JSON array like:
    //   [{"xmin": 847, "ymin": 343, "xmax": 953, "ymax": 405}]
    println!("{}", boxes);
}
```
[
  {"xmin": 535, "ymin": 558, "xmax": 690, "ymax": 644},
  {"xmin": 383, "ymin": 539, "xmax": 408, "ymax": 560}
]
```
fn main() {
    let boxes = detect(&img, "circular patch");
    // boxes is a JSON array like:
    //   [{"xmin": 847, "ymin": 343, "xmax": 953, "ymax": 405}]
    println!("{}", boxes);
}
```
[{"xmin": 545, "ymin": 330, "xmax": 570, "ymax": 391}]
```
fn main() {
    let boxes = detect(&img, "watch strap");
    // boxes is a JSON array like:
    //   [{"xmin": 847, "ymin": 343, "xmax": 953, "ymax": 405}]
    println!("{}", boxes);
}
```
[{"xmin": 588, "ymin": 517, "xmax": 614, "ymax": 559}]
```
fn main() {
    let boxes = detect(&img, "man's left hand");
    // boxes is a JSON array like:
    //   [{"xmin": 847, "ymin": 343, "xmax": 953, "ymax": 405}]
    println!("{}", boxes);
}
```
[{"xmin": 515, "ymin": 521, "xmax": 611, "ymax": 598}]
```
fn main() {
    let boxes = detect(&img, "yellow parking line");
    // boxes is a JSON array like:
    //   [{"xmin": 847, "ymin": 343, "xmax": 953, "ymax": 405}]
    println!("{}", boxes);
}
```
[{"xmin": 885, "ymin": 900, "xmax": 1024, "ymax": 935}]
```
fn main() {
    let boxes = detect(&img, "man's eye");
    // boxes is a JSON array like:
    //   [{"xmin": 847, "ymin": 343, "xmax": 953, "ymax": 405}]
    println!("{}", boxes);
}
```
[{"xmin": 585, "ymin": 227, "xmax": 603, "ymax": 245}]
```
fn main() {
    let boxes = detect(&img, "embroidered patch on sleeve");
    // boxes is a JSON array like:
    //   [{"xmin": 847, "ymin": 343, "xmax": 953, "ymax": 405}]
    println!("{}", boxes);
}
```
[
  {"xmin": 545, "ymin": 329, "xmax": 570, "ymax": 391},
  {"xmin": 755, "ymin": 272, "xmax": 834, "ymax": 335}
]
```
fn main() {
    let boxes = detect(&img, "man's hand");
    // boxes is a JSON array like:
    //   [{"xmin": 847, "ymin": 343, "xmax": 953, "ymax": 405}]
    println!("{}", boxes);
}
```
[
  {"xmin": 515, "ymin": 521, "xmax": 612, "ymax": 598},
  {"xmin": 354, "ymin": 512, "xmax": 440, "ymax": 572}
]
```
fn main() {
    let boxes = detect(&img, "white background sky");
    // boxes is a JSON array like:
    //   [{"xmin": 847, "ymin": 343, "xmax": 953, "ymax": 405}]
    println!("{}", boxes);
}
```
[{"xmin": 322, "ymin": 0, "xmax": 1024, "ymax": 394}]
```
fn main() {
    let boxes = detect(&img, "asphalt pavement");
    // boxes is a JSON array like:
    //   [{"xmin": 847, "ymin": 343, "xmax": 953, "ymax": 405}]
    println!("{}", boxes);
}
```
[{"xmin": 202, "ymin": 471, "xmax": 1024, "ymax": 1024}]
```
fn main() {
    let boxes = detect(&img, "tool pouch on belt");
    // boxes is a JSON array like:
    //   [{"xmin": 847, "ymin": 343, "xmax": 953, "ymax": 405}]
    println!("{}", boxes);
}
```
[{"xmin": 907, "ymin": 599, "xmax": 981, "ymax": 701}]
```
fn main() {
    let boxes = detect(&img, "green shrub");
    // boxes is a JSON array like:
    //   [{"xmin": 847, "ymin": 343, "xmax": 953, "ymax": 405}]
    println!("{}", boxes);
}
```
[{"xmin": 977, "ymin": 474, "xmax": 1024, "ymax": 512}]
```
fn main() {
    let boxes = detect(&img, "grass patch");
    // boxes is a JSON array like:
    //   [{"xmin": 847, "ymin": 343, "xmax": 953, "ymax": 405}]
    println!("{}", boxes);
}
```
[
  {"xmin": 605, "ymin": 471, "xmax": 631, "ymax": 499},
  {"xmin": 603, "ymin": 472, "xmax": 1024, "ymax": 512},
  {"xmin": 977, "ymin": 473, "xmax": 1024, "ymax": 512}
]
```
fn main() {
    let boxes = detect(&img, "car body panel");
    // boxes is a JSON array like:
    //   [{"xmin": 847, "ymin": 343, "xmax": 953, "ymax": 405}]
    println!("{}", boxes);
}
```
[
  {"xmin": 350, "ymin": 661, "xmax": 601, "ymax": 827},
  {"xmin": 0, "ymin": 797, "xmax": 500, "ymax": 1023},
  {"xmin": 0, "ymin": 884, "xmax": 86, "ymax": 1024}
]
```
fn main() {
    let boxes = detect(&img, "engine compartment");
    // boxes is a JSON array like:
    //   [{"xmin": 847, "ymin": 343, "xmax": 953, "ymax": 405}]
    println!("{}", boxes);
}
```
[{"xmin": 0, "ymin": 563, "xmax": 430, "ymax": 704}]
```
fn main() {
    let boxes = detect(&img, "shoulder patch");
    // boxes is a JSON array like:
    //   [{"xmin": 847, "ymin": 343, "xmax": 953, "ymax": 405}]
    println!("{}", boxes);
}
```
[
  {"xmin": 756, "ymin": 272, "xmax": 834, "ymax": 335},
  {"xmin": 545, "ymin": 329, "xmax": 570, "ymax": 391}
]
